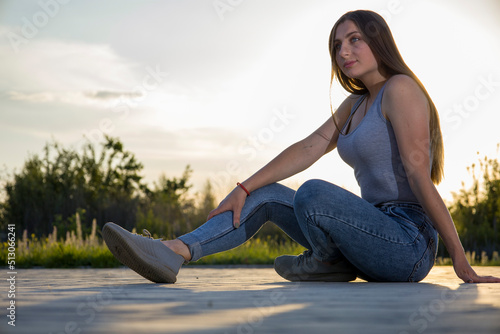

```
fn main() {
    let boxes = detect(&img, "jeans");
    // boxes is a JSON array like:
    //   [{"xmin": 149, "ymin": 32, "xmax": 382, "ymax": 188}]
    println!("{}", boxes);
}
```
[{"xmin": 178, "ymin": 179, "xmax": 438, "ymax": 282}]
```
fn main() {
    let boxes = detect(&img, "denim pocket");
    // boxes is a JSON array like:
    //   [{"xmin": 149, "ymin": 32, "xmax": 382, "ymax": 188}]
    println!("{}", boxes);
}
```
[
  {"xmin": 387, "ymin": 206, "xmax": 424, "ymax": 241},
  {"xmin": 387, "ymin": 206, "xmax": 425, "ymax": 229},
  {"xmin": 408, "ymin": 236, "xmax": 437, "ymax": 282}
]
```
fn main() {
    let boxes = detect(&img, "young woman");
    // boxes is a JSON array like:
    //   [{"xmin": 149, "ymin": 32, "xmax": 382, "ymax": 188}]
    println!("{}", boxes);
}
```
[{"xmin": 103, "ymin": 10, "xmax": 500, "ymax": 284}]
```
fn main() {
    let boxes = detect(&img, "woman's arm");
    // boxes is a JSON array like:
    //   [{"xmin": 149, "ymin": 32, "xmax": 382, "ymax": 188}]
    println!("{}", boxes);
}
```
[
  {"xmin": 207, "ymin": 96, "xmax": 355, "ymax": 226},
  {"xmin": 242, "ymin": 95, "xmax": 357, "ymax": 192},
  {"xmin": 242, "ymin": 118, "xmax": 337, "ymax": 193},
  {"xmin": 384, "ymin": 75, "xmax": 500, "ymax": 283}
]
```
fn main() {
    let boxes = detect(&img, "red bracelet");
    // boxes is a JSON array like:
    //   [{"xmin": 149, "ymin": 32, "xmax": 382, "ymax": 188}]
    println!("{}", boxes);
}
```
[{"xmin": 237, "ymin": 182, "xmax": 250, "ymax": 196}]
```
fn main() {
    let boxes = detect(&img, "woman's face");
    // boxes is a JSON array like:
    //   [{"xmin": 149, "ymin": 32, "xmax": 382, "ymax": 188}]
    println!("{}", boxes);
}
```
[{"xmin": 333, "ymin": 20, "xmax": 380, "ymax": 82}]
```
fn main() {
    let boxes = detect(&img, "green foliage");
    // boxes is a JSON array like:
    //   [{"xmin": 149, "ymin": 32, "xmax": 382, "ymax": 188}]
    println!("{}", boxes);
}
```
[
  {"xmin": 0, "ymin": 221, "xmax": 121, "ymax": 268},
  {"xmin": 193, "ymin": 235, "xmax": 306, "ymax": 265},
  {"xmin": 135, "ymin": 166, "xmax": 201, "ymax": 239},
  {"xmin": 1, "ymin": 225, "xmax": 496, "ymax": 268},
  {"xmin": 0, "ymin": 223, "xmax": 304, "ymax": 268},
  {"xmin": 436, "ymin": 251, "xmax": 500, "ymax": 266},
  {"xmin": 1, "ymin": 136, "xmax": 143, "ymax": 236},
  {"xmin": 0, "ymin": 136, "xmax": 217, "ymax": 242},
  {"xmin": 448, "ymin": 145, "xmax": 500, "ymax": 259},
  {"xmin": 2, "ymin": 136, "xmax": 499, "ymax": 267}
]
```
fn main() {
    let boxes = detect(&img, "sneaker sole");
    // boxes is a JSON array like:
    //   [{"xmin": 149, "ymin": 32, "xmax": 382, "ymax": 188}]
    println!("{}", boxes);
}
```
[
  {"xmin": 102, "ymin": 223, "xmax": 177, "ymax": 283},
  {"xmin": 277, "ymin": 270, "xmax": 357, "ymax": 282},
  {"xmin": 274, "ymin": 257, "xmax": 357, "ymax": 282}
]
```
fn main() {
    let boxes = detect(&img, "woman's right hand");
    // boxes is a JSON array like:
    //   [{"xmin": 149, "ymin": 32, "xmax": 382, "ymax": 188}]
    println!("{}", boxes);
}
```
[{"xmin": 207, "ymin": 185, "xmax": 248, "ymax": 228}]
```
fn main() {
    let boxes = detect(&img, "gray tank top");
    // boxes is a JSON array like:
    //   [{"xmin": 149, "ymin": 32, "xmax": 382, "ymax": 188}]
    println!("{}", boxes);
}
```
[{"xmin": 337, "ymin": 83, "xmax": 419, "ymax": 205}]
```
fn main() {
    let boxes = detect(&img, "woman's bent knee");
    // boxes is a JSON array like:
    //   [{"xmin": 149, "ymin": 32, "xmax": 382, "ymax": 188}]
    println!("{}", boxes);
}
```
[
  {"xmin": 294, "ymin": 179, "xmax": 321, "ymax": 207},
  {"xmin": 294, "ymin": 179, "xmax": 337, "ymax": 204}
]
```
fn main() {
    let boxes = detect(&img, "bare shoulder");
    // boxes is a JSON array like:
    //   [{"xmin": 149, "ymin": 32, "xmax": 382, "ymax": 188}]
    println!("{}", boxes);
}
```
[
  {"xmin": 383, "ymin": 74, "xmax": 429, "ymax": 118},
  {"xmin": 384, "ymin": 74, "xmax": 426, "ymax": 102}
]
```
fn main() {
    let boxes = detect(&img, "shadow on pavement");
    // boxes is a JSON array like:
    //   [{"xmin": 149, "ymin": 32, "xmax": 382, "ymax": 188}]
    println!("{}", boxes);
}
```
[{"xmin": 3, "ymin": 268, "xmax": 500, "ymax": 334}]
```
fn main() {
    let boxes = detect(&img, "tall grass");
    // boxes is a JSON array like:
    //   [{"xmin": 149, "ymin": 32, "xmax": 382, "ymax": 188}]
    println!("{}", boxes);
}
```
[
  {"xmin": 436, "ymin": 251, "xmax": 500, "ymax": 266},
  {"xmin": 0, "ymin": 216, "xmax": 306, "ymax": 268},
  {"xmin": 1, "ymin": 217, "xmax": 498, "ymax": 268},
  {"xmin": 193, "ymin": 236, "xmax": 306, "ymax": 265},
  {"xmin": 1, "ymin": 215, "xmax": 121, "ymax": 268}
]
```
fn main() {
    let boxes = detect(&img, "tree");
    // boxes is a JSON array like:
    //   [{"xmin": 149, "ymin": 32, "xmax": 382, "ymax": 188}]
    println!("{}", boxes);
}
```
[
  {"xmin": 448, "ymin": 145, "xmax": 500, "ymax": 256},
  {"xmin": 136, "ymin": 166, "xmax": 195, "ymax": 238},
  {"xmin": 197, "ymin": 180, "xmax": 217, "ymax": 219},
  {"xmin": 1, "ymin": 136, "xmax": 144, "ymax": 236}
]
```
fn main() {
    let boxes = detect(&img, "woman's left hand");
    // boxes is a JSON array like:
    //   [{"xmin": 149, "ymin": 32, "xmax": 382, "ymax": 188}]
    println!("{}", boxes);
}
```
[{"xmin": 453, "ymin": 258, "xmax": 500, "ymax": 283}]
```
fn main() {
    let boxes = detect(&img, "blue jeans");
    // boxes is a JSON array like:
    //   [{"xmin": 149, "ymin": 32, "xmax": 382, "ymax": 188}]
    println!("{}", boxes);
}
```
[{"xmin": 178, "ymin": 180, "xmax": 438, "ymax": 282}]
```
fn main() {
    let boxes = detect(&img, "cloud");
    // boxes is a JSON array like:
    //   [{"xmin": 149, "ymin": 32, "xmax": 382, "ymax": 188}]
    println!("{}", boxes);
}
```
[
  {"xmin": 0, "ymin": 33, "xmax": 164, "ymax": 108},
  {"xmin": 5, "ymin": 90, "xmax": 144, "ymax": 108},
  {"xmin": 84, "ymin": 91, "xmax": 143, "ymax": 101},
  {"xmin": 6, "ymin": 91, "xmax": 57, "ymax": 103},
  {"xmin": 0, "ymin": 34, "xmax": 142, "ymax": 92}
]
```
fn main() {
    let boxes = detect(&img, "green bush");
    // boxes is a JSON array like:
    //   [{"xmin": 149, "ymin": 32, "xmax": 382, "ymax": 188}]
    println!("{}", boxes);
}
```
[
  {"xmin": 1, "ymin": 219, "xmax": 121, "ymax": 268},
  {"xmin": 1, "ymin": 225, "xmax": 498, "ymax": 268},
  {"xmin": 0, "ymin": 221, "xmax": 307, "ymax": 268},
  {"xmin": 193, "ymin": 236, "xmax": 306, "ymax": 265}
]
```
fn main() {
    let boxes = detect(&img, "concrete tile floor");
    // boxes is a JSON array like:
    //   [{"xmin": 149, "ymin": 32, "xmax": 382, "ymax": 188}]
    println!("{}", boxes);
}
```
[{"xmin": 2, "ymin": 266, "xmax": 500, "ymax": 334}]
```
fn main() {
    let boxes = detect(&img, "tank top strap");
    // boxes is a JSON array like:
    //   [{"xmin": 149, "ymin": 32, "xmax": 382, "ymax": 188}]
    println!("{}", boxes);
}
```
[
  {"xmin": 374, "ymin": 81, "xmax": 389, "ymax": 105},
  {"xmin": 340, "ymin": 94, "xmax": 367, "ymax": 134}
]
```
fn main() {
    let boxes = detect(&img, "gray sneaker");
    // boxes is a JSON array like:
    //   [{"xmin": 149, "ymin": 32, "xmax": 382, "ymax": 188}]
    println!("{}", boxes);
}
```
[
  {"xmin": 274, "ymin": 250, "xmax": 357, "ymax": 282},
  {"xmin": 102, "ymin": 222, "xmax": 185, "ymax": 283}
]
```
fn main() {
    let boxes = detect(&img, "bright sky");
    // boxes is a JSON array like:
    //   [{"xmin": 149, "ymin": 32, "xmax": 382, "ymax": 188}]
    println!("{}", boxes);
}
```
[{"xmin": 1, "ymin": 0, "xmax": 500, "ymax": 202}]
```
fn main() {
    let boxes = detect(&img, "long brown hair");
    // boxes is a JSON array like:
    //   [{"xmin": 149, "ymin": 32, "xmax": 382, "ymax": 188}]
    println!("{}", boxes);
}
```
[{"xmin": 329, "ymin": 10, "xmax": 444, "ymax": 184}]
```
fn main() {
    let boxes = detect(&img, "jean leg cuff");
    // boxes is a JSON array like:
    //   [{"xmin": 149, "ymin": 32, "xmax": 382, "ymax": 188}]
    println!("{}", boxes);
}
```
[{"xmin": 177, "ymin": 234, "xmax": 203, "ymax": 262}]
